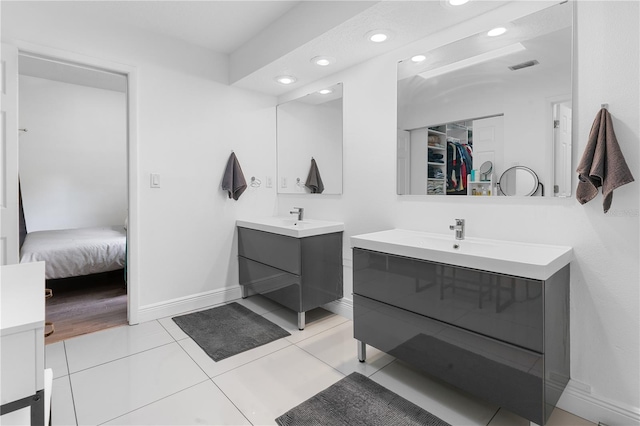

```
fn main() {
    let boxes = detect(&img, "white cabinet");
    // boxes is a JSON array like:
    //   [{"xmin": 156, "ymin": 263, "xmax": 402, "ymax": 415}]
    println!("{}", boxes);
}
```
[
  {"xmin": 1, "ymin": 262, "xmax": 47, "ymax": 426},
  {"xmin": 467, "ymin": 175, "xmax": 495, "ymax": 196}
]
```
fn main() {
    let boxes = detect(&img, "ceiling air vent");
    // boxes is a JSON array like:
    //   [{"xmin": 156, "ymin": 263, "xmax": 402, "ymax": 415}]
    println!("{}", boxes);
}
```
[{"xmin": 508, "ymin": 59, "xmax": 539, "ymax": 71}]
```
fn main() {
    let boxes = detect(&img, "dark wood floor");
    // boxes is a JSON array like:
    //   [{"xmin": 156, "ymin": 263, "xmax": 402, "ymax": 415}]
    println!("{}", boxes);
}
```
[{"xmin": 45, "ymin": 270, "xmax": 128, "ymax": 344}]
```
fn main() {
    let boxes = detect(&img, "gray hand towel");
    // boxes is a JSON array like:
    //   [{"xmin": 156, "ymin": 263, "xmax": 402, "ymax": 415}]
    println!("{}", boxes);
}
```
[
  {"xmin": 221, "ymin": 152, "xmax": 247, "ymax": 200},
  {"xmin": 576, "ymin": 108, "xmax": 634, "ymax": 213},
  {"xmin": 305, "ymin": 158, "xmax": 325, "ymax": 194}
]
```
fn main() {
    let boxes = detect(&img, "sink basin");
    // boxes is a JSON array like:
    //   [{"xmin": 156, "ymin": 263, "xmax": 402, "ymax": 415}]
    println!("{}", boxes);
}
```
[
  {"xmin": 351, "ymin": 229, "xmax": 572, "ymax": 280},
  {"xmin": 236, "ymin": 217, "xmax": 344, "ymax": 238}
]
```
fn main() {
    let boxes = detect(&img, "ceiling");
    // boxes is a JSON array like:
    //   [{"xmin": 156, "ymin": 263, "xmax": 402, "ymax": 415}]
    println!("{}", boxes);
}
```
[{"xmin": 8, "ymin": 1, "xmax": 565, "ymax": 97}]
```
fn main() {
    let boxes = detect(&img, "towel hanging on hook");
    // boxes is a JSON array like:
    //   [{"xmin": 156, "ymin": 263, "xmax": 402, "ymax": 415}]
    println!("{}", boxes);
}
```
[
  {"xmin": 305, "ymin": 158, "xmax": 324, "ymax": 194},
  {"xmin": 576, "ymin": 107, "xmax": 634, "ymax": 212},
  {"xmin": 221, "ymin": 152, "xmax": 247, "ymax": 200}
]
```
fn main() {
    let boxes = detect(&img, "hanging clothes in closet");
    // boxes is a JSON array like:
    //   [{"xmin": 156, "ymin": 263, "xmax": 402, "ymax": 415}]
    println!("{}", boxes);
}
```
[{"xmin": 447, "ymin": 140, "xmax": 473, "ymax": 194}]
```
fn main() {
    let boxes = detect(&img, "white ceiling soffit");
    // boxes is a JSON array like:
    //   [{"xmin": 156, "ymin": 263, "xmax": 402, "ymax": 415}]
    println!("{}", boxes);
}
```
[
  {"xmin": 18, "ymin": 55, "xmax": 127, "ymax": 93},
  {"xmin": 231, "ymin": 0, "xmax": 510, "ymax": 96},
  {"xmin": 23, "ymin": 1, "xmax": 303, "ymax": 55}
]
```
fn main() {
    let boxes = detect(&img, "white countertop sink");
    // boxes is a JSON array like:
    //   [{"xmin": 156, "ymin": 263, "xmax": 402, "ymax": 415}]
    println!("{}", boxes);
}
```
[
  {"xmin": 236, "ymin": 217, "xmax": 344, "ymax": 238},
  {"xmin": 351, "ymin": 229, "xmax": 572, "ymax": 280}
]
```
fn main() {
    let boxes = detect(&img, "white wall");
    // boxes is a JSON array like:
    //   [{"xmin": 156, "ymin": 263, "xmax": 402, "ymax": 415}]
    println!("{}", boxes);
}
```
[
  {"xmin": 277, "ymin": 98, "xmax": 342, "ymax": 194},
  {"xmin": 2, "ymin": 2, "xmax": 278, "ymax": 314},
  {"xmin": 277, "ymin": 2, "xmax": 639, "ymax": 424},
  {"xmin": 19, "ymin": 75, "xmax": 127, "ymax": 231}
]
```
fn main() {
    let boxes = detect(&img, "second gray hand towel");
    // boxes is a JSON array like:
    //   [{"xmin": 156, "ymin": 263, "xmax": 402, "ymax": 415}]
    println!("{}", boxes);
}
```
[{"xmin": 305, "ymin": 158, "xmax": 324, "ymax": 194}]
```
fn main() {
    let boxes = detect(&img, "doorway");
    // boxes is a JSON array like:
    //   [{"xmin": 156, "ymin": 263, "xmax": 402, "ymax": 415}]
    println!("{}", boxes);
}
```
[
  {"xmin": 8, "ymin": 44, "xmax": 140, "ymax": 336},
  {"xmin": 18, "ymin": 53, "xmax": 129, "ymax": 342}
]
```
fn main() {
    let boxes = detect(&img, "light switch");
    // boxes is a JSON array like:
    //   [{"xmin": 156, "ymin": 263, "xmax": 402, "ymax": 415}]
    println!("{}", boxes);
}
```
[
  {"xmin": 281, "ymin": 177, "xmax": 287, "ymax": 188},
  {"xmin": 266, "ymin": 176, "xmax": 273, "ymax": 188},
  {"xmin": 150, "ymin": 173, "xmax": 160, "ymax": 188}
]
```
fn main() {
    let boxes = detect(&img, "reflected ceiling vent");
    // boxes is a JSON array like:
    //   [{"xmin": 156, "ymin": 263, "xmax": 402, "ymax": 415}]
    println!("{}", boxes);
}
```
[{"xmin": 508, "ymin": 59, "xmax": 539, "ymax": 71}]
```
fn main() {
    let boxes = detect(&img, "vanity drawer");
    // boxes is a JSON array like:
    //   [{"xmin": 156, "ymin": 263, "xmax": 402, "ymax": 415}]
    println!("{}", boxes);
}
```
[
  {"xmin": 354, "ymin": 294, "xmax": 545, "ymax": 425},
  {"xmin": 238, "ymin": 227, "xmax": 300, "ymax": 274},
  {"xmin": 353, "ymin": 248, "xmax": 543, "ymax": 352}
]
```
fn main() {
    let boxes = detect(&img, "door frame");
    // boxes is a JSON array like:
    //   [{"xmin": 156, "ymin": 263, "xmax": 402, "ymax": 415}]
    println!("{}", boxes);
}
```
[{"xmin": 15, "ymin": 41, "xmax": 140, "ymax": 324}]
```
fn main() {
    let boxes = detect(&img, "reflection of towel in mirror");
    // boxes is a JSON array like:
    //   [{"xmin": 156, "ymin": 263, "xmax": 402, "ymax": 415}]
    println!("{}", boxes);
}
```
[
  {"xmin": 576, "ymin": 108, "xmax": 634, "ymax": 213},
  {"xmin": 305, "ymin": 158, "xmax": 325, "ymax": 194},
  {"xmin": 221, "ymin": 152, "xmax": 247, "ymax": 200}
]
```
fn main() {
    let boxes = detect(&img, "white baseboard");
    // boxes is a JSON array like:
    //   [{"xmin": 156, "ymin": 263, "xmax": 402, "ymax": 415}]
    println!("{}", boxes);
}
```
[
  {"xmin": 557, "ymin": 380, "xmax": 640, "ymax": 426},
  {"xmin": 322, "ymin": 297, "xmax": 353, "ymax": 320},
  {"xmin": 136, "ymin": 286, "xmax": 242, "ymax": 323}
]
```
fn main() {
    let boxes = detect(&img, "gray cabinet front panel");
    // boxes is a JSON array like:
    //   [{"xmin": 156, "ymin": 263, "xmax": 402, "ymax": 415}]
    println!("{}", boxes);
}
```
[
  {"xmin": 238, "ymin": 227, "xmax": 300, "ymax": 274},
  {"xmin": 300, "ymin": 233, "xmax": 344, "ymax": 311},
  {"xmin": 353, "ymin": 248, "xmax": 543, "ymax": 352},
  {"xmin": 354, "ymin": 294, "xmax": 544, "ymax": 425}
]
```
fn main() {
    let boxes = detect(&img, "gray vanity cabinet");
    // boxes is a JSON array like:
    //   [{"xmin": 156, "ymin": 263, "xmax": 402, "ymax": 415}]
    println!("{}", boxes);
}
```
[
  {"xmin": 237, "ymin": 227, "xmax": 343, "ymax": 328},
  {"xmin": 353, "ymin": 248, "xmax": 570, "ymax": 425}
]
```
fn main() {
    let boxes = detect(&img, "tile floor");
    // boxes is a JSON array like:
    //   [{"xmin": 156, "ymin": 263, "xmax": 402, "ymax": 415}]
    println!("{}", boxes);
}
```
[{"xmin": 45, "ymin": 295, "xmax": 595, "ymax": 426}]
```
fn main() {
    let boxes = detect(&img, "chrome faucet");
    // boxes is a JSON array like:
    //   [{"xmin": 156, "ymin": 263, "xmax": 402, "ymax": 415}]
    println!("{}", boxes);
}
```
[
  {"xmin": 290, "ymin": 207, "xmax": 304, "ymax": 221},
  {"xmin": 449, "ymin": 219, "xmax": 465, "ymax": 240}
]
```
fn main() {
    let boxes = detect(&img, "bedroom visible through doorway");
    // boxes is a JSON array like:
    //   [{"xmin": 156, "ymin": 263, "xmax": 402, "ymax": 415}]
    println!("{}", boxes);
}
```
[{"xmin": 17, "ymin": 54, "xmax": 129, "ymax": 342}]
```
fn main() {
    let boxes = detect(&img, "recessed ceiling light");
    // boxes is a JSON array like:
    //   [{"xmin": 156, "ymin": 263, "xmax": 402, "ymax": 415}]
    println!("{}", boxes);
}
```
[
  {"xmin": 487, "ymin": 27, "xmax": 507, "ymax": 37},
  {"xmin": 411, "ymin": 55, "xmax": 427, "ymax": 63},
  {"xmin": 448, "ymin": 0, "xmax": 470, "ymax": 5},
  {"xmin": 318, "ymin": 89, "xmax": 333, "ymax": 95},
  {"xmin": 275, "ymin": 75, "xmax": 297, "ymax": 85},
  {"xmin": 311, "ymin": 56, "xmax": 336, "ymax": 67},
  {"xmin": 366, "ymin": 30, "xmax": 393, "ymax": 43}
]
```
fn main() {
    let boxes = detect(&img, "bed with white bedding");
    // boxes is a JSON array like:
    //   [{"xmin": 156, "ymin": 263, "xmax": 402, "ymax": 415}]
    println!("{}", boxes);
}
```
[{"xmin": 20, "ymin": 226, "xmax": 126, "ymax": 280}]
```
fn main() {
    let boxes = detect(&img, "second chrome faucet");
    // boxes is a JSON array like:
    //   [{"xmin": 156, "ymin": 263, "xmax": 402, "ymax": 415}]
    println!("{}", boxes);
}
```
[
  {"xmin": 290, "ymin": 207, "xmax": 304, "ymax": 221},
  {"xmin": 450, "ymin": 218, "xmax": 465, "ymax": 240}
]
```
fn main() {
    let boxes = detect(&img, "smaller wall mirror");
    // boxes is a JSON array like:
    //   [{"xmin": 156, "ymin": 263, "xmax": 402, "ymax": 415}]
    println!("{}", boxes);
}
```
[{"xmin": 276, "ymin": 83, "xmax": 343, "ymax": 194}]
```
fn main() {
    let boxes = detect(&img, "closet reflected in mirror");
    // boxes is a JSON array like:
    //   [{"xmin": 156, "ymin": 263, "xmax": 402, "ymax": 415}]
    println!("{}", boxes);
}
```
[
  {"xmin": 397, "ymin": 1, "xmax": 573, "ymax": 197},
  {"xmin": 276, "ymin": 83, "xmax": 343, "ymax": 195}
]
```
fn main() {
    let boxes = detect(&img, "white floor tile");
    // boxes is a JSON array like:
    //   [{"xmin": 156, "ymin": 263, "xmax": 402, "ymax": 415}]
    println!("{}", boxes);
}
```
[
  {"xmin": 297, "ymin": 321, "xmax": 395, "ymax": 377},
  {"xmin": 51, "ymin": 376, "xmax": 76, "ymax": 426},
  {"xmin": 261, "ymin": 307, "xmax": 349, "ymax": 344},
  {"xmin": 46, "ymin": 341, "xmax": 68, "ymax": 378},
  {"xmin": 488, "ymin": 407, "xmax": 596, "ymax": 426},
  {"xmin": 103, "ymin": 380, "xmax": 251, "ymax": 426},
  {"xmin": 70, "ymin": 342, "xmax": 207, "ymax": 425},
  {"xmin": 232, "ymin": 294, "xmax": 287, "ymax": 315},
  {"xmin": 157, "ymin": 315, "xmax": 191, "ymax": 341},
  {"xmin": 370, "ymin": 360, "xmax": 498, "ymax": 426},
  {"xmin": 64, "ymin": 320, "xmax": 174, "ymax": 373},
  {"xmin": 214, "ymin": 345, "xmax": 344, "ymax": 426},
  {"xmin": 178, "ymin": 335, "xmax": 291, "ymax": 378}
]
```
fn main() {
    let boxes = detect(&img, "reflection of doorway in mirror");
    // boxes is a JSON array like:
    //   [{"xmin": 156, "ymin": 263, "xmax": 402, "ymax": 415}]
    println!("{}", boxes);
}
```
[
  {"xmin": 553, "ymin": 101, "xmax": 572, "ymax": 197},
  {"xmin": 473, "ymin": 115, "xmax": 503, "ymax": 195},
  {"xmin": 397, "ymin": 130, "xmax": 410, "ymax": 194}
]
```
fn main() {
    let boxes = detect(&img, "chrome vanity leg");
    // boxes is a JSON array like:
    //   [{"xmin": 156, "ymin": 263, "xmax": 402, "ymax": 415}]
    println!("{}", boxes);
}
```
[
  {"xmin": 241, "ymin": 285, "xmax": 248, "ymax": 299},
  {"xmin": 297, "ymin": 312, "xmax": 305, "ymax": 330},
  {"xmin": 357, "ymin": 340, "xmax": 366, "ymax": 362}
]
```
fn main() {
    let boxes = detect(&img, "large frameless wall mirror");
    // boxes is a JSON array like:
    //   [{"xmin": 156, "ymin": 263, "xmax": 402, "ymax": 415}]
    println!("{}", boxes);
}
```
[
  {"xmin": 397, "ymin": 1, "xmax": 573, "ymax": 197},
  {"xmin": 277, "ymin": 83, "xmax": 343, "ymax": 195}
]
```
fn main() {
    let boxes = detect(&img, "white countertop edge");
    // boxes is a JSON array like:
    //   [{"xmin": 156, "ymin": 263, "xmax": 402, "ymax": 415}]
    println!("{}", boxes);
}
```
[
  {"xmin": 351, "ymin": 230, "xmax": 573, "ymax": 281},
  {"xmin": 236, "ymin": 218, "xmax": 344, "ymax": 238}
]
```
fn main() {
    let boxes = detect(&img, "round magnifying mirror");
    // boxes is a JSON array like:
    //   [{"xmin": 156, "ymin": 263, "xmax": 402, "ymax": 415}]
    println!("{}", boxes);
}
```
[
  {"xmin": 498, "ymin": 166, "xmax": 539, "ymax": 196},
  {"xmin": 479, "ymin": 161, "xmax": 493, "ymax": 180}
]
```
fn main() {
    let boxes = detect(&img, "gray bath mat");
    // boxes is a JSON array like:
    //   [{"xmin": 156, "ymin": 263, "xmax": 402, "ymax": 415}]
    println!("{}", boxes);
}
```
[
  {"xmin": 172, "ymin": 302, "xmax": 290, "ymax": 362},
  {"xmin": 276, "ymin": 372, "xmax": 451, "ymax": 426}
]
